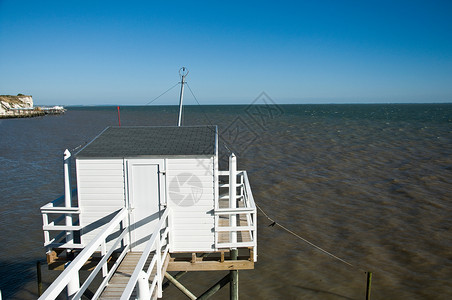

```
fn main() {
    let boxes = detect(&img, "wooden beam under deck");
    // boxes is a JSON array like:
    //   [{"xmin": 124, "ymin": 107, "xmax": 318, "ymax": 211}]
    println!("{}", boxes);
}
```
[
  {"xmin": 167, "ymin": 251, "xmax": 254, "ymax": 271},
  {"xmin": 167, "ymin": 259, "xmax": 254, "ymax": 271}
]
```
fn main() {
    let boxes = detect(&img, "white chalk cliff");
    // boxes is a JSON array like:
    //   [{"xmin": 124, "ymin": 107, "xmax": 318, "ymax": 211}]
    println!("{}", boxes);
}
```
[{"xmin": 0, "ymin": 95, "xmax": 34, "ymax": 115}]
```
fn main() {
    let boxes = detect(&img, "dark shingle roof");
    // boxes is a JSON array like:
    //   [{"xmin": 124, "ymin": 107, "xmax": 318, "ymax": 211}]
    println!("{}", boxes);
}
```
[{"xmin": 76, "ymin": 126, "xmax": 216, "ymax": 158}]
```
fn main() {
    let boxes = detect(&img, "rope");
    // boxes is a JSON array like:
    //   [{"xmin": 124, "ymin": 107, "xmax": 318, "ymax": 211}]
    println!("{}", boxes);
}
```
[
  {"xmin": 255, "ymin": 202, "xmax": 356, "ymax": 269},
  {"xmin": 185, "ymin": 83, "xmax": 233, "ymax": 155},
  {"xmin": 186, "ymin": 83, "xmax": 215, "ymax": 126},
  {"xmin": 146, "ymin": 82, "xmax": 180, "ymax": 105},
  {"xmin": 70, "ymin": 142, "xmax": 88, "ymax": 153}
]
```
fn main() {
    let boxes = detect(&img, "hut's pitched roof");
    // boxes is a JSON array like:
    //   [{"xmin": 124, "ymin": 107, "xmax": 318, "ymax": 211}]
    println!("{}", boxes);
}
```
[{"xmin": 76, "ymin": 126, "xmax": 217, "ymax": 158}]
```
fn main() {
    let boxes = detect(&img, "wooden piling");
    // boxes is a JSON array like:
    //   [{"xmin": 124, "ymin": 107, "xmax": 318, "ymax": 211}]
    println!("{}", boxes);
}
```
[
  {"xmin": 366, "ymin": 272, "xmax": 372, "ymax": 300},
  {"xmin": 36, "ymin": 261, "xmax": 43, "ymax": 296},
  {"xmin": 230, "ymin": 249, "xmax": 238, "ymax": 300}
]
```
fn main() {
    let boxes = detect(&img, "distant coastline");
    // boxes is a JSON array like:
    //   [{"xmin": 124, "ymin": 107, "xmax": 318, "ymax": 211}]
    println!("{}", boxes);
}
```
[{"xmin": 0, "ymin": 94, "xmax": 65, "ymax": 118}]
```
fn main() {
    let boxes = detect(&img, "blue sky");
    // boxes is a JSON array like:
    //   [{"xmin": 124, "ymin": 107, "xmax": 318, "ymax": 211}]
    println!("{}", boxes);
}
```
[{"xmin": 0, "ymin": 0, "xmax": 451, "ymax": 105}]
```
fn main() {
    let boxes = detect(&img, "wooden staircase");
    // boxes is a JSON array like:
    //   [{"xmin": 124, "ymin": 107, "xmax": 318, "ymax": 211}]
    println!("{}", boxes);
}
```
[{"xmin": 99, "ymin": 252, "xmax": 156, "ymax": 299}]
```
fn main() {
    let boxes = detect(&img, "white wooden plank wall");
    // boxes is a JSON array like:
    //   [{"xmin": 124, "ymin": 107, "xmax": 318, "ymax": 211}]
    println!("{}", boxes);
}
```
[
  {"xmin": 166, "ymin": 158, "xmax": 215, "ymax": 251},
  {"xmin": 77, "ymin": 159, "xmax": 126, "ymax": 247}
]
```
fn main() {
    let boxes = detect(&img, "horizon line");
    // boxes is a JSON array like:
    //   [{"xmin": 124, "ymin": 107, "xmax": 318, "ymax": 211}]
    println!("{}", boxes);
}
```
[{"xmin": 57, "ymin": 102, "xmax": 452, "ymax": 107}]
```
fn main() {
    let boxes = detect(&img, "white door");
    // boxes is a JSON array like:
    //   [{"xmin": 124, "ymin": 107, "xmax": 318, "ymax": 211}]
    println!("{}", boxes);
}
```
[{"xmin": 127, "ymin": 159, "xmax": 165, "ymax": 251}]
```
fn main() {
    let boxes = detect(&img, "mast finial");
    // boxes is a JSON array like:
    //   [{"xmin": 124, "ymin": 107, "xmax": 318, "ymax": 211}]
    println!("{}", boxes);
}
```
[{"xmin": 179, "ymin": 67, "xmax": 189, "ymax": 78}]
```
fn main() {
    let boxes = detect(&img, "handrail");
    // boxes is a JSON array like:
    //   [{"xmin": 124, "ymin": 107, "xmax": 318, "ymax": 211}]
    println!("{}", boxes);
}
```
[
  {"xmin": 121, "ymin": 208, "xmax": 171, "ymax": 300},
  {"xmin": 242, "ymin": 170, "xmax": 258, "ymax": 262},
  {"xmin": 77, "ymin": 230, "xmax": 129, "ymax": 300},
  {"xmin": 215, "ymin": 207, "xmax": 255, "ymax": 213},
  {"xmin": 41, "ymin": 189, "xmax": 81, "ymax": 249},
  {"xmin": 215, "ymin": 170, "xmax": 257, "ymax": 261},
  {"xmin": 38, "ymin": 208, "xmax": 128, "ymax": 300},
  {"xmin": 242, "ymin": 171, "xmax": 256, "ymax": 208},
  {"xmin": 41, "ymin": 207, "xmax": 80, "ymax": 213}
]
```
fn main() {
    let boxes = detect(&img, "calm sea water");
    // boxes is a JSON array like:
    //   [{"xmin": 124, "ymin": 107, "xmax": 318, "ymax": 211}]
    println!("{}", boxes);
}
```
[{"xmin": 0, "ymin": 104, "xmax": 451, "ymax": 299}]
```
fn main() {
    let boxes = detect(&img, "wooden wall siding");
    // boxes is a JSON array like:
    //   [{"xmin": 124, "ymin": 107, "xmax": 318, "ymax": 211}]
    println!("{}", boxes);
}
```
[
  {"xmin": 166, "ymin": 157, "xmax": 215, "ymax": 252},
  {"xmin": 76, "ymin": 159, "xmax": 126, "ymax": 247}
]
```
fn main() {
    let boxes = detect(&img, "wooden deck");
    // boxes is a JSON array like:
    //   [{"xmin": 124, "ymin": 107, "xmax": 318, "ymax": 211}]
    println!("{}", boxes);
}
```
[
  {"xmin": 217, "ymin": 198, "xmax": 252, "ymax": 244},
  {"xmin": 98, "ymin": 198, "xmax": 254, "ymax": 298},
  {"xmin": 99, "ymin": 252, "xmax": 155, "ymax": 300}
]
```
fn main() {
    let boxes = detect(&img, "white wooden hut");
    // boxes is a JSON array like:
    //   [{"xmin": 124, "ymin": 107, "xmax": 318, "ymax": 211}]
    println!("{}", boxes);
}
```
[
  {"xmin": 40, "ymin": 124, "xmax": 257, "ymax": 299},
  {"xmin": 75, "ymin": 125, "xmax": 218, "ymax": 252}
]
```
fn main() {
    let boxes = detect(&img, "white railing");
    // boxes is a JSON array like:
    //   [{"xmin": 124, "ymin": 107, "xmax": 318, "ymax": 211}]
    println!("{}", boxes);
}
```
[
  {"xmin": 215, "ymin": 170, "xmax": 257, "ymax": 262},
  {"xmin": 121, "ymin": 208, "xmax": 171, "ymax": 300},
  {"xmin": 40, "ymin": 189, "xmax": 84, "ymax": 250},
  {"xmin": 38, "ymin": 208, "xmax": 129, "ymax": 300}
]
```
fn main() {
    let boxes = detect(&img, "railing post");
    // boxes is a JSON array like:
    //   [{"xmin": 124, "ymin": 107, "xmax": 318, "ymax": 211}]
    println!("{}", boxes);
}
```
[
  {"xmin": 168, "ymin": 211, "xmax": 173, "ymax": 252},
  {"xmin": 229, "ymin": 153, "xmax": 237, "ymax": 246},
  {"xmin": 253, "ymin": 209, "xmax": 257, "ymax": 262},
  {"xmin": 64, "ymin": 149, "xmax": 73, "ymax": 246},
  {"xmin": 240, "ymin": 172, "xmax": 244, "ymax": 200},
  {"xmin": 42, "ymin": 213, "xmax": 50, "ymax": 246},
  {"xmin": 101, "ymin": 241, "xmax": 108, "ymax": 277},
  {"xmin": 65, "ymin": 262, "xmax": 80, "ymax": 300},
  {"xmin": 156, "ymin": 236, "xmax": 163, "ymax": 298},
  {"xmin": 137, "ymin": 270, "xmax": 151, "ymax": 300}
]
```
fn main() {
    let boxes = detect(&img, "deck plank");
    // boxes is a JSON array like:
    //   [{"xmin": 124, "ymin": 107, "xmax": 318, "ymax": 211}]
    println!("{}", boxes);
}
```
[{"xmin": 99, "ymin": 252, "xmax": 155, "ymax": 300}]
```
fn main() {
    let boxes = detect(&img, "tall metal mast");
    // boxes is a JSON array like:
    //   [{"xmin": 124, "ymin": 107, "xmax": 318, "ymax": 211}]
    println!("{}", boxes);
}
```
[{"xmin": 177, "ymin": 67, "xmax": 189, "ymax": 126}]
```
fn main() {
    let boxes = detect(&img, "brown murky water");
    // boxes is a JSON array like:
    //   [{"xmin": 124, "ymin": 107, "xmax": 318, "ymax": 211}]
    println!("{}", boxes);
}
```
[{"xmin": 1, "ymin": 104, "xmax": 451, "ymax": 299}]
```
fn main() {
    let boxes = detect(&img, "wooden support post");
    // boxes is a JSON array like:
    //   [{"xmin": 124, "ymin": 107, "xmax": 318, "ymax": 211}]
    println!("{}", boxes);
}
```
[
  {"xmin": 198, "ymin": 274, "xmax": 231, "ymax": 300},
  {"xmin": 230, "ymin": 248, "xmax": 238, "ymax": 260},
  {"xmin": 162, "ymin": 271, "xmax": 187, "ymax": 290},
  {"xmin": 36, "ymin": 261, "xmax": 43, "ymax": 296},
  {"xmin": 46, "ymin": 250, "xmax": 58, "ymax": 265},
  {"xmin": 230, "ymin": 270, "xmax": 238, "ymax": 300},
  {"xmin": 230, "ymin": 249, "xmax": 238, "ymax": 300},
  {"xmin": 366, "ymin": 272, "xmax": 372, "ymax": 300},
  {"xmin": 165, "ymin": 272, "xmax": 197, "ymax": 300},
  {"xmin": 249, "ymin": 248, "xmax": 254, "ymax": 262}
]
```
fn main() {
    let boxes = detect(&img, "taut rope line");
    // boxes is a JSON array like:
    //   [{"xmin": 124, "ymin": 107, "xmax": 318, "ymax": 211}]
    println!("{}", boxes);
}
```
[
  {"xmin": 146, "ymin": 82, "xmax": 180, "ymax": 105},
  {"xmin": 255, "ymin": 202, "xmax": 356, "ymax": 269}
]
